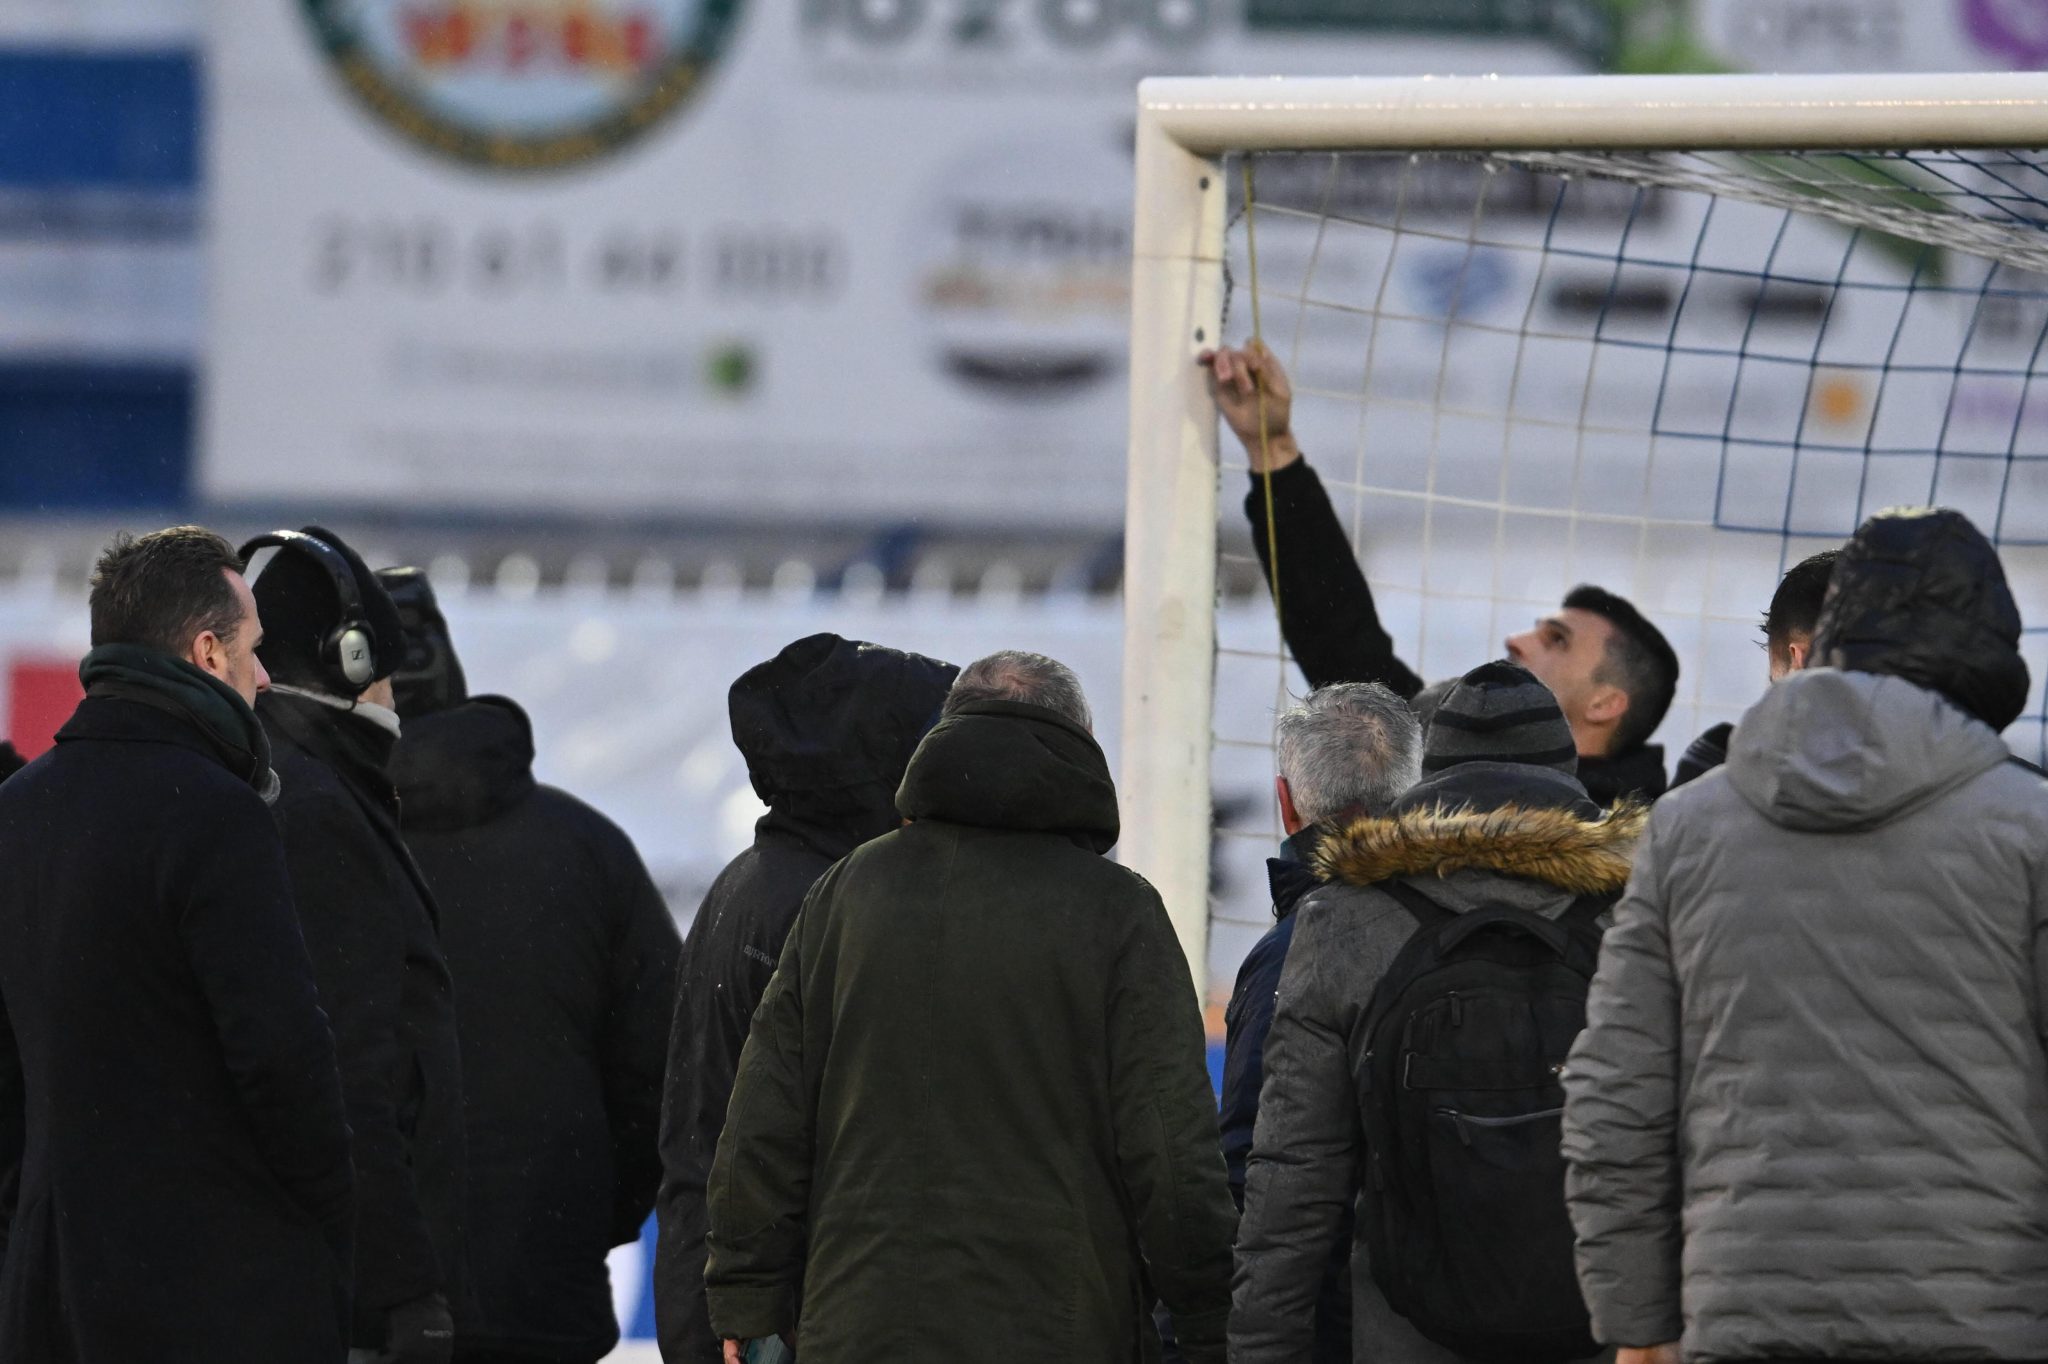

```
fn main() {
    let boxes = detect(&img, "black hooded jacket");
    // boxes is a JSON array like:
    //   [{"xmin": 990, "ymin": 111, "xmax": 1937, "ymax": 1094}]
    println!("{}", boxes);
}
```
[
  {"xmin": 654, "ymin": 634, "xmax": 956, "ymax": 1362},
  {"xmin": 393, "ymin": 695, "xmax": 680, "ymax": 1363},
  {"xmin": 1813, "ymin": 506, "xmax": 2030, "ymax": 731},
  {"xmin": 261, "ymin": 688, "xmax": 471, "ymax": 1347}
]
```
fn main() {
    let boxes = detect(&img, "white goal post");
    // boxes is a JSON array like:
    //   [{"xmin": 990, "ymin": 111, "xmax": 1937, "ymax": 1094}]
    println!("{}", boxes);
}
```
[{"xmin": 1121, "ymin": 72, "xmax": 2048, "ymax": 997}]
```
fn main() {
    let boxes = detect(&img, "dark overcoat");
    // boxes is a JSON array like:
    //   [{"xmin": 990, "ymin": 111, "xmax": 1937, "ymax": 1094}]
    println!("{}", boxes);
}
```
[
  {"xmin": 261, "ymin": 688, "xmax": 470, "ymax": 1347},
  {"xmin": 394, "ymin": 695, "xmax": 679, "ymax": 1363},
  {"xmin": 0, "ymin": 694, "xmax": 354, "ymax": 1362}
]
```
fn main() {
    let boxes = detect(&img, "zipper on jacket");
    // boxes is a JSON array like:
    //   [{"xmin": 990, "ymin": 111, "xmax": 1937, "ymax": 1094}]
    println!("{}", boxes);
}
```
[{"xmin": 1433, "ymin": 1106, "xmax": 1564, "ymax": 1146}]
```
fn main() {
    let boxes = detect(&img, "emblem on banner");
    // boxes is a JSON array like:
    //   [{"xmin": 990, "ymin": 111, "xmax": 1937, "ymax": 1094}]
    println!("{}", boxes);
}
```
[{"xmin": 300, "ymin": 0, "xmax": 743, "ymax": 171}]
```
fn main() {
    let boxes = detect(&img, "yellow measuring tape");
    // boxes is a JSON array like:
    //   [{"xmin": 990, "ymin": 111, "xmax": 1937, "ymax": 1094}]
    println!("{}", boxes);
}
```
[{"xmin": 1242, "ymin": 156, "xmax": 1281, "ymax": 612}]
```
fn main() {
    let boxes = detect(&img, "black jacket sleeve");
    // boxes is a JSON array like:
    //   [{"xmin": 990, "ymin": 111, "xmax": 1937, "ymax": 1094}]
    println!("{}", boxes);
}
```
[
  {"xmin": 598, "ymin": 823, "xmax": 683, "ymax": 1247},
  {"xmin": 1219, "ymin": 922, "xmax": 1290, "ymax": 1206},
  {"xmin": 0, "ymin": 967, "xmax": 19, "ymax": 1268},
  {"xmin": 279, "ymin": 789, "xmax": 444, "ymax": 1316},
  {"xmin": 702, "ymin": 886, "xmax": 823, "ymax": 1340},
  {"xmin": 1245, "ymin": 460, "xmax": 1424, "ymax": 698},
  {"xmin": 180, "ymin": 795, "xmax": 355, "ymax": 1272},
  {"xmin": 655, "ymin": 850, "xmax": 817, "ymax": 1362}
]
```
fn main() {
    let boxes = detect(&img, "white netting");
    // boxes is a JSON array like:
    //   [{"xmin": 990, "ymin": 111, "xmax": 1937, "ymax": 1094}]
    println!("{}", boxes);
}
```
[{"xmin": 1205, "ymin": 148, "xmax": 2048, "ymax": 987}]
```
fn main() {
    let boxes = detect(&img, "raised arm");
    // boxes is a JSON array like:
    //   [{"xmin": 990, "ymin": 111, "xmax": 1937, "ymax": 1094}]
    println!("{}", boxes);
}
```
[{"xmin": 1203, "ymin": 343, "xmax": 1424, "ymax": 697}]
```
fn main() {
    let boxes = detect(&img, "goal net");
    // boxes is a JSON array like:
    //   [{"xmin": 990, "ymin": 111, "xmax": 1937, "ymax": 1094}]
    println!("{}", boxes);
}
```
[{"xmin": 1121, "ymin": 74, "xmax": 2048, "ymax": 1001}]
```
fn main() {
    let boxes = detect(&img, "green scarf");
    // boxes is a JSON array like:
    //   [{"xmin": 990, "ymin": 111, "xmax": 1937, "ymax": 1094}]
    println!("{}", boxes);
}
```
[{"xmin": 79, "ymin": 643, "xmax": 278, "ymax": 800}]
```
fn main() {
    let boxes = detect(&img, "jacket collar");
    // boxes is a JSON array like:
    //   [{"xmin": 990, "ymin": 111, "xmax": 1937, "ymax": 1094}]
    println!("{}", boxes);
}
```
[
  {"xmin": 1315, "ymin": 796, "xmax": 1647, "ymax": 895},
  {"xmin": 260, "ymin": 688, "xmax": 399, "ymax": 811},
  {"xmin": 1265, "ymin": 824, "xmax": 1327, "ymax": 921},
  {"xmin": 896, "ymin": 700, "xmax": 1119, "ymax": 854},
  {"xmin": 68, "ymin": 643, "xmax": 278, "ymax": 800},
  {"xmin": 1578, "ymin": 741, "xmax": 1669, "ymax": 806},
  {"xmin": 390, "ymin": 696, "xmax": 536, "ymax": 832}
]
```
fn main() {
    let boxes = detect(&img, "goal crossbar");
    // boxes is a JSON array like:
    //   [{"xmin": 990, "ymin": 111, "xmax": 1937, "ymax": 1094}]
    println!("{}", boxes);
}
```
[{"xmin": 1121, "ymin": 72, "xmax": 2048, "ymax": 996}]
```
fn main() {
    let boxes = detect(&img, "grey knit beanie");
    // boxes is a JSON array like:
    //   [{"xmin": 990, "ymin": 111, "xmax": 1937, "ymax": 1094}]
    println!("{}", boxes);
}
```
[{"xmin": 1421, "ymin": 660, "xmax": 1578, "ymax": 776}]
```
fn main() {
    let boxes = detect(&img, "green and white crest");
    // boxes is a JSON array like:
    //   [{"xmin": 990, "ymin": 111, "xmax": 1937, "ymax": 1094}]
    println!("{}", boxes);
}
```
[{"xmin": 300, "ymin": 0, "xmax": 743, "ymax": 171}]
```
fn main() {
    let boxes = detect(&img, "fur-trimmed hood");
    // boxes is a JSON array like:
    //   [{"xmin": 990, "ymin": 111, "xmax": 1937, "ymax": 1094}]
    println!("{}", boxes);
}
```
[{"xmin": 1314, "ymin": 799, "xmax": 1649, "ymax": 895}]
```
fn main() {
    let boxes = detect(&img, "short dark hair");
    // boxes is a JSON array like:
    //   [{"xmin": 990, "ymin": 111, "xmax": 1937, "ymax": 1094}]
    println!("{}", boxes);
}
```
[
  {"xmin": 89, "ymin": 526, "xmax": 245, "ymax": 656},
  {"xmin": 1763, "ymin": 549, "xmax": 1840, "ymax": 648},
  {"xmin": 1563, "ymin": 584, "xmax": 1678, "ymax": 756}
]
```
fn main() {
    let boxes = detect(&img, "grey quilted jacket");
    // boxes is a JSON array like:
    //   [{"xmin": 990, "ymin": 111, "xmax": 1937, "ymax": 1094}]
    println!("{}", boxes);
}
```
[
  {"xmin": 1562, "ymin": 668, "xmax": 2048, "ymax": 1361},
  {"xmin": 1232, "ymin": 764, "xmax": 1644, "ymax": 1364}
]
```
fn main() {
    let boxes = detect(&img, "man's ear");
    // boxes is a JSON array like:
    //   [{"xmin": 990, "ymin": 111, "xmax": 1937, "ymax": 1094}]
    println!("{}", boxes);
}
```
[
  {"xmin": 1581, "ymin": 683, "xmax": 1629, "ymax": 729},
  {"xmin": 187, "ymin": 630, "xmax": 229, "ymax": 684},
  {"xmin": 1787, "ymin": 636, "xmax": 1811, "ymax": 672},
  {"xmin": 1275, "ymin": 775, "xmax": 1306, "ymax": 836}
]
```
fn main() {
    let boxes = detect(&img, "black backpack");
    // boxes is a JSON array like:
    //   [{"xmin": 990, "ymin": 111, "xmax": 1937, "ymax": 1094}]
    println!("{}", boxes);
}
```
[{"xmin": 1359, "ymin": 880, "xmax": 1610, "ymax": 1363}]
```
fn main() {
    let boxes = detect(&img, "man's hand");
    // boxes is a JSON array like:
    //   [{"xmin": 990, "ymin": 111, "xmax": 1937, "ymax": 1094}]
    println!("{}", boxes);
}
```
[
  {"xmin": 1617, "ymin": 1344, "xmax": 1681, "ymax": 1364},
  {"xmin": 381, "ymin": 1292, "xmax": 454, "ymax": 1364},
  {"xmin": 723, "ymin": 1340, "xmax": 744, "ymax": 1364},
  {"xmin": 1199, "ymin": 340, "xmax": 1300, "ymax": 472}
]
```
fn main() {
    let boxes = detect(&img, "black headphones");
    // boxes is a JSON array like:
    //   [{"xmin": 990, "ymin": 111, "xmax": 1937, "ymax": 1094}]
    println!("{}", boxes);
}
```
[{"xmin": 239, "ymin": 530, "xmax": 378, "ymax": 693}]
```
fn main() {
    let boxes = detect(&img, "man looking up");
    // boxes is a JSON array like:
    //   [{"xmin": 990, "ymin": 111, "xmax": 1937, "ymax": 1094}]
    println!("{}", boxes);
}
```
[
  {"xmin": 0, "ymin": 526, "xmax": 353, "ymax": 1362},
  {"xmin": 250, "ymin": 526, "xmax": 469, "ymax": 1364},
  {"xmin": 1671, "ymin": 547, "xmax": 1840, "ymax": 787},
  {"xmin": 1202, "ymin": 342, "xmax": 1678, "ymax": 806}
]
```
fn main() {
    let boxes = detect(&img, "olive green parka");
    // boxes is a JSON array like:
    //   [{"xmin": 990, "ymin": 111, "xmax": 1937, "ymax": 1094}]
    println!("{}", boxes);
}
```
[{"xmin": 703, "ymin": 698, "xmax": 1236, "ymax": 1363}]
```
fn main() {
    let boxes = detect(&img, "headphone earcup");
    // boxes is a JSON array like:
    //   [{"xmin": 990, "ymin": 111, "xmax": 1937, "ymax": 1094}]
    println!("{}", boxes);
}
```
[{"xmin": 334, "ymin": 625, "xmax": 376, "ymax": 691}]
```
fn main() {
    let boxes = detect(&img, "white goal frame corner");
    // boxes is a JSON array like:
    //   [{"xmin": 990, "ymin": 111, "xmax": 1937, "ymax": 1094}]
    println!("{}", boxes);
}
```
[{"xmin": 1120, "ymin": 70, "xmax": 2048, "ymax": 996}]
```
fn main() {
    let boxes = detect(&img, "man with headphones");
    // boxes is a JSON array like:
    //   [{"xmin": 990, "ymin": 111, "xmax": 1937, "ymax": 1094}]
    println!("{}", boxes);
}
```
[{"xmin": 248, "ymin": 526, "xmax": 470, "ymax": 1364}]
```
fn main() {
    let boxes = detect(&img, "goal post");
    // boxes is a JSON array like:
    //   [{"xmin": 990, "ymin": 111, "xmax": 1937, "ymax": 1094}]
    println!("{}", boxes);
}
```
[{"xmin": 1122, "ymin": 72, "xmax": 2048, "ymax": 1000}]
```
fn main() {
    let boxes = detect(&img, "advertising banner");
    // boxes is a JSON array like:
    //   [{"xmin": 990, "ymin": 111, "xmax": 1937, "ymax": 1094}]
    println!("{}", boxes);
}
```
[
  {"xmin": 205, "ymin": 1, "xmax": 2048, "ymax": 526},
  {"xmin": 203, "ymin": 2, "xmax": 1586, "ymax": 526}
]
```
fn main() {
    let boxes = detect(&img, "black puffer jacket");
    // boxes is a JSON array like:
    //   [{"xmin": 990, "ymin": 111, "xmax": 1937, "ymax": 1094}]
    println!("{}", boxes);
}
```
[
  {"xmin": 394, "ymin": 696, "xmax": 680, "ymax": 1364},
  {"xmin": 654, "ymin": 634, "xmax": 957, "ymax": 1362}
]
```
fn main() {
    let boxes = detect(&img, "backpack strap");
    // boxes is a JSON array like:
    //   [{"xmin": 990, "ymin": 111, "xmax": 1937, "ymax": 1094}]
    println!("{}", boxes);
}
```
[
  {"xmin": 1380, "ymin": 879, "xmax": 1456, "ymax": 932},
  {"xmin": 1560, "ymin": 893, "xmax": 1615, "ymax": 929}
]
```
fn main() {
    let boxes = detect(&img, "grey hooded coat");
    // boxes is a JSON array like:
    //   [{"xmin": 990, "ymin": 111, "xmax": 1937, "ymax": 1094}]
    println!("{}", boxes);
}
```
[
  {"xmin": 1231, "ymin": 763, "xmax": 1644, "ymax": 1364},
  {"xmin": 1561, "ymin": 667, "xmax": 2048, "ymax": 1361}
]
